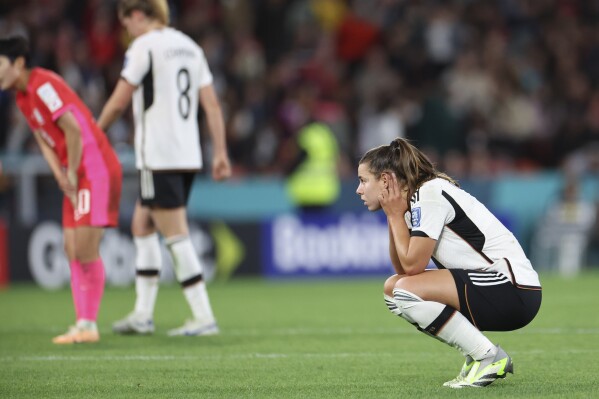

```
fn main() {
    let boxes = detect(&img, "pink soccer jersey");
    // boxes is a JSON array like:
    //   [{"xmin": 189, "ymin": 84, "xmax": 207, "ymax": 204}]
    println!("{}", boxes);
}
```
[{"xmin": 16, "ymin": 68, "xmax": 122, "ymax": 227}]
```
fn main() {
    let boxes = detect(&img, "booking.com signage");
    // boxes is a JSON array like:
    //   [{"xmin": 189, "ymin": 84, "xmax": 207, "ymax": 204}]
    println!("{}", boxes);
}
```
[{"xmin": 263, "ymin": 212, "xmax": 395, "ymax": 277}]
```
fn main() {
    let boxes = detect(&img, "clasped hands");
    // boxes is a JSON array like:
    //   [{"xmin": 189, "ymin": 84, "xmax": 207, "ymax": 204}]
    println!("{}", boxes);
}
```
[{"xmin": 57, "ymin": 169, "xmax": 78, "ymax": 207}]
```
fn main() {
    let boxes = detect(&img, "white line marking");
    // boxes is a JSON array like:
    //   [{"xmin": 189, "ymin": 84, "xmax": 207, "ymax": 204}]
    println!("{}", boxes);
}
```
[
  {"xmin": 15, "ymin": 326, "xmax": 599, "ymax": 336},
  {"xmin": 4, "ymin": 348, "xmax": 599, "ymax": 363}
]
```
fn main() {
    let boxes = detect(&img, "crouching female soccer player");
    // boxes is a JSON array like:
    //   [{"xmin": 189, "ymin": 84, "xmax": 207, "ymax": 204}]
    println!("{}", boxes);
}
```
[
  {"xmin": 356, "ymin": 138, "xmax": 542, "ymax": 388},
  {"xmin": 0, "ymin": 37, "xmax": 122, "ymax": 344}
]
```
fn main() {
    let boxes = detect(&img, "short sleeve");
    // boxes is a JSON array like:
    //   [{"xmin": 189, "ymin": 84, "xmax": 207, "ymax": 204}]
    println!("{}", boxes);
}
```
[
  {"xmin": 121, "ymin": 40, "xmax": 150, "ymax": 86},
  {"xmin": 410, "ymin": 186, "xmax": 453, "ymax": 240}
]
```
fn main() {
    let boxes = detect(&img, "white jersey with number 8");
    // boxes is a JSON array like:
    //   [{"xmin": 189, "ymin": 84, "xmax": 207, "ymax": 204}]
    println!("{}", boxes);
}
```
[{"xmin": 121, "ymin": 27, "xmax": 213, "ymax": 170}]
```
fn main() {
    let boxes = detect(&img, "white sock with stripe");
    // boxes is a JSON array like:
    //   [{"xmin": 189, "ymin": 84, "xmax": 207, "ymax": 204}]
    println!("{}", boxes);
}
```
[
  {"xmin": 133, "ymin": 233, "xmax": 162, "ymax": 318},
  {"xmin": 393, "ymin": 288, "xmax": 496, "ymax": 360},
  {"xmin": 384, "ymin": 294, "xmax": 402, "ymax": 316},
  {"xmin": 166, "ymin": 235, "xmax": 216, "ymax": 324}
]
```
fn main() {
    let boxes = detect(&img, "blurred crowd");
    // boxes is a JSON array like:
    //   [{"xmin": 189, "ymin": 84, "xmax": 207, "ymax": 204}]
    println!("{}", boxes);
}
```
[{"xmin": 2, "ymin": 0, "xmax": 599, "ymax": 179}]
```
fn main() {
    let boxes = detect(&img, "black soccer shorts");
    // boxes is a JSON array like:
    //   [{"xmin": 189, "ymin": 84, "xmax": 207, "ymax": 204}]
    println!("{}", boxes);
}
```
[
  {"xmin": 449, "ymin": 268, "xmax": 542, "ymax": 332},
  {"xmin": 138, "ymin": 170, "xmax": 196, "ymax": 209}
]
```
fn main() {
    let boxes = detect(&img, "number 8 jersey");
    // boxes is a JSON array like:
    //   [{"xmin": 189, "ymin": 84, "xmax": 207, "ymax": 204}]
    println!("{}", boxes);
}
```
[{"xmin": 121, "ymin": 27, "xmax": 213, "ymax": 171}]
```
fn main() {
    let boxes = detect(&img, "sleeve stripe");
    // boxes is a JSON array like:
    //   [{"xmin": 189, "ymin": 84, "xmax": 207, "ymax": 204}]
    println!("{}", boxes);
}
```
[{"xmin": 410, "ymin": 231, "xmax": 430, "ymax": 238}]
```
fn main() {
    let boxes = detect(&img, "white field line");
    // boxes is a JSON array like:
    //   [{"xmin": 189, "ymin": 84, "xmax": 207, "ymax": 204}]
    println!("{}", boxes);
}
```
[
  {"xmin": 4, "ymin": 348, "xmax": 599, "ymax": 362},
  {"xmin": 11, "ymin": 326, "xmax": 599, "ymax": 336},
  {"xmin": 0, "ymin": 349, "xmax": 599, "ymax": 363},
  {"xmin": 219, "ymin": 327, "xmax": 599, "ymax": 336}
]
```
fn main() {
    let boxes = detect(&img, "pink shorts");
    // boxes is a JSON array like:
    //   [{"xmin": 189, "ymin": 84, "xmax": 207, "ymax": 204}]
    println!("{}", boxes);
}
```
[{"xmin": 62, "ymin": 173, "xmax": 121, "ymax": 228}]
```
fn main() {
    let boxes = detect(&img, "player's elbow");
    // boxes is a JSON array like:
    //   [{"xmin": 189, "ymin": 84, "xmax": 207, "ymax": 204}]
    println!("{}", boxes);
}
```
[
  {"xmin": 109, "ymin": 100, "xmax": 127, "ymax": 116},
  {"xmin": 401, "ymin": 259, "xmax": 428, "ymax": 276}
]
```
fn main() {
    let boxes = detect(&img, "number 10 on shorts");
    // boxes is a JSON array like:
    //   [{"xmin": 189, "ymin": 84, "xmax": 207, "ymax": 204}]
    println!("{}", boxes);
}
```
[{"xmin": 74, "ymin": 188, "xmax": 91, "ymax": 220}]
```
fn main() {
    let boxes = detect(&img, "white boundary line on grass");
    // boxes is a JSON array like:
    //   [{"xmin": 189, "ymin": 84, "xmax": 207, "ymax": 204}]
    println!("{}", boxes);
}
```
[
  {"xmin": 220, "ymin": 327, "xmax": 599, "ymax": 336},
  {"xmin": 0, "ymin": 349, "xmax": 599, "ymax": 362},
  {"xmin": 4, "ymin": 348, "xmax": 599, "ymax": 362},
  {"xmin": 17, "ymin": 326, "xmax": 599, "ymax": 336}
]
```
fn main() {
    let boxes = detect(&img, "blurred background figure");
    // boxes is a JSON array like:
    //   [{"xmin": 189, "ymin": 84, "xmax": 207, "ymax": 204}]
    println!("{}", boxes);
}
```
[
  {"xmin": 532, "ymin": 179, "xmax": 597, "ymax": 277},
  {"xmin": 284, "ymin": 119, "xmax": 341, "ymax": 213}
]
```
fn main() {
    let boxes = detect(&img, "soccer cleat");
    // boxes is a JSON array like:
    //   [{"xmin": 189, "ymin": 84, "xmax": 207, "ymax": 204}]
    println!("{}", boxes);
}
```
[
  {"xmin": 112, "ymin": 312, "xmax": 155, "ymax": 335},
  {"xmin": 167, "ymin": 319, "xmax": 219, "ymax": 337},
  {"xmin": 447, "ymin": 345, "xmax": 514, "ymax": 388},
  {"xmin": 443, "ymin": 355, "xmax": 475, "ymax": 387},
  {"xmin": 52, "ymin": 325, "xmax": 100, "ymax": 344}
]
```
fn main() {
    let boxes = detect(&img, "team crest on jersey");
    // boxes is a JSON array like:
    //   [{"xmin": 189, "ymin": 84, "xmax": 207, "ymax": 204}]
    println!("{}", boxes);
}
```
[
  {"xmin": 37, "ymin": 82, "xmax": 63, "ymax": 113},
  {"xmin": 411, "ymin": 207, "xmax": 421, "ymax": 228}
]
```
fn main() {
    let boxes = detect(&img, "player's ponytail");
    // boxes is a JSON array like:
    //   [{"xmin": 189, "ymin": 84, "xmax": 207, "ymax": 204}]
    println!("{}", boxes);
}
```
[
  {"xmin": 359, "ymin": 138, "xmax": 458, "ymax": 205},
  {"xmin": 118, "ymin": 0, "xmax": 170, "ymax": 25},
  {"xmin": 152, "ymin": 0, "xmax": 170, "ymax": 25}
]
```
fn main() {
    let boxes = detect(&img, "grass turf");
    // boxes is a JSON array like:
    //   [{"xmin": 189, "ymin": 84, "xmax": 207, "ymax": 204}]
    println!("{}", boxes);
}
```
[{"xmin": 1, "ymin": 272, "xmax": 599, "ymax": 398}]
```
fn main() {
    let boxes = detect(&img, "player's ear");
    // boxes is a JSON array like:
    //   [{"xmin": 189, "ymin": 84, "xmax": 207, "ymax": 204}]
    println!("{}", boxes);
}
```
[
  {"xmin": 381, "ymin": 172, "xmax": 389, "ymax": 189},
  {"xmin": 14, "ymin": 56, "xmax": 25, "ymax": 70}
]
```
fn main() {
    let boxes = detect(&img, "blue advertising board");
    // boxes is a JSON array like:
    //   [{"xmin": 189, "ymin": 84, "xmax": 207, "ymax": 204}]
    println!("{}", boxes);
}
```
[{"xmin": 262, "ymin": 212, "xmax": 396, "ymax": 277}]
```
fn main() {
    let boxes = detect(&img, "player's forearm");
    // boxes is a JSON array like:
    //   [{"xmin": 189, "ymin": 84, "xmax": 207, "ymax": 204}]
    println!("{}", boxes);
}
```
[
  {"xmin": 98, "ymin": 80, "xmax": 134, "ymax": 131},
  {"xmin": 199, "ymin": 85, "xmax": 227, "ymax": 155},
  {"xmin": 35, "ymin": 133, "xmax": 63, "ymax": 180},
  {"xmin": 63, "ymin": 125, "xmax": 82, "ymax": 176},
  {"xmin": 388, "ymin": 222, "xmax": 405, "ymax": 275},
  {"xmin": 205, "ymin": 105, "xmax": 228, "ymax": 155},
  {"xmin": 97, "ymin": 100, "xmax": 124, "ymax": 132},
  {"xmin": 387, "ymin": 215, "xmax": 427, "ymax": 275}
]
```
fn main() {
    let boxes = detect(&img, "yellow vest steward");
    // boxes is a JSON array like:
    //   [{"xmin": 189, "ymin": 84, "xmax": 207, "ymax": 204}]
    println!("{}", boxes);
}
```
[{"xmin": 287, "ymin": 122, "xmax": 340, "ymax": 206}]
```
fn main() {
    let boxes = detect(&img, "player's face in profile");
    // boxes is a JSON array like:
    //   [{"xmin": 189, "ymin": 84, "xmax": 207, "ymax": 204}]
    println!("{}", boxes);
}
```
[
  {"xmin": 356, "ymin": 163, "xmax": 385, "ymax": 211},
  {"xmin": 120, "ymin": 11, "xmax": 144, "ymax": 38},
  {"xmin": 120, "ymin": 15, "xmax": 136, "ymax": 37},
  {"xmin": 0, "ymin": 56, "xmax": 19, "ymax": 91}
]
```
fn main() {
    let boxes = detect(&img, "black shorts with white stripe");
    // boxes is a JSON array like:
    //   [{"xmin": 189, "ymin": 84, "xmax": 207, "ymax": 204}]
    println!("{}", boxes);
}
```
[
  {"xmin": 139, "ymin": 170, "xmax": 195, "ymax": 209},
  {"xmin": 449, "ymin": 269, "xmax": 542, "ymax": 332}
]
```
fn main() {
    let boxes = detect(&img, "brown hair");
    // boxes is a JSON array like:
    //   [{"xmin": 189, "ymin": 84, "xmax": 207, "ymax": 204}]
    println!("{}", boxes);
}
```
[
  {"xmin": 118, "ymin": 0, "xmax": 170, "ymax": 25},
  {"xmin": 359, "ymin": 138, "xmax": 458, "ymax": 206}
]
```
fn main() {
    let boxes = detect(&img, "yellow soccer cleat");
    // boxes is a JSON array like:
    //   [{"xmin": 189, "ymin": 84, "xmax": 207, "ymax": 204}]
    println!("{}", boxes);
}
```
[
  {"xmin": 443, "ymin": 355, "xmax": 475, "ymax": 387},
  {"xmin": 447, "ymin": 345, "xmax": 513, "ymax": 388}
]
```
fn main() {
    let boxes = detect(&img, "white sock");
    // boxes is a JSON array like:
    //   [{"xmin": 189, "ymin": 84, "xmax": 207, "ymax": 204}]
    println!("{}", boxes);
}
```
[
  {"xmin": 393, "ymin": 288, "xmax": 496, "ymax": 360},
  {"xmin": 133, "ymin": 233, "xmax": 162, "ymax": 317},
  {"xmin": 183, "ymin": 282, "xmax": 216, "ymax": 324},
  {"xmin": 76, "ymin": 319, "xmax": 97, "ymax": 331},
  {"xmin": 134, "ymin": 275, "xmax": 159, "ymax": 318},
  {"xmin": 384, "ymin": 294, "xmax": 402, "ymax": 316},
  {"xmin": 166, "ymin": 235, "xmax": 216, "ymax": 324}
]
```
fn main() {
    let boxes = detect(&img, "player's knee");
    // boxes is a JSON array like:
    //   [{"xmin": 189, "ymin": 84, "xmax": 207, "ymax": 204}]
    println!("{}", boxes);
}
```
[
  {"xmin": 131, "ymin": 222, "xmax": 154, "ymax": 237},
  {"xmin": 73, "ymin": 244, "xmax": 99, "ymax": 263},
  {"xmin": 393, "ymin": 275, "xmax": 416, "ymax": 293},
  {"xmin": 383, "ymin": 274, "xmax": 404, "ymax": 297},
  {"xmin": 63, "ymin": 241, "xmax": 76, "ymax": 262}
]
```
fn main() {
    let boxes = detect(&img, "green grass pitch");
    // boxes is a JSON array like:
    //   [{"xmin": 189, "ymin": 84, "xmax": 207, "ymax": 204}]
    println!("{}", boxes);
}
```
[{"xmin": 1, "ymin": 272, "xmax": 599, "ymax": 398}]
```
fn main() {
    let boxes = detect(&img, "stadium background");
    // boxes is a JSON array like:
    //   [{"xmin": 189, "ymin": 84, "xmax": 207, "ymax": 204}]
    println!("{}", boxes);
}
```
[{"xmin": 1, "ymin": 0, "xmax": 598, "ymax": 287}]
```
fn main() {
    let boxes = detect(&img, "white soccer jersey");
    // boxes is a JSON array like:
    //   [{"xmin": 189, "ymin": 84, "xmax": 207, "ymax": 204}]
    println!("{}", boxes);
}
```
[
  {"xmin": 121, "ymin": 27, "xmax": 213, "ymax": 170},
  {"xmin": 408, "ymin": 178, "xmax": 541, "ymax": 289}
]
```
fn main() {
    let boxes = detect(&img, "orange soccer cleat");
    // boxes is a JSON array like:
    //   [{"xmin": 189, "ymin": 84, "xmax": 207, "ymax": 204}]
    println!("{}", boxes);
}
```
[{"xmin": 52, "ymin": 325, "xmax": 100, "ymax": 344}]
